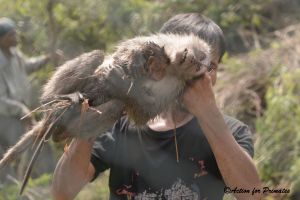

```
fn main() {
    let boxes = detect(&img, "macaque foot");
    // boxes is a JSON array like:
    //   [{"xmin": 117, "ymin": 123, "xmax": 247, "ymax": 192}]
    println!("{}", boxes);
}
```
[
  {"xmin": 41, "ymin": 92, "xmax": 85, "ymax": 106},
  {"xmin": 55, "ymin": 92, "xmax": 85, "ymax": 104}
]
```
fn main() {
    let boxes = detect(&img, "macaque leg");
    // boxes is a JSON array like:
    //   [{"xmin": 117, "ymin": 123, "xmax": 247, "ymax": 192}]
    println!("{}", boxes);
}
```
[
  {"xmin": 53, "ymin": 99, "xmax": 125, "ymax": 141},
  {"xmin": 41, "ymin": 50, "xmax": 104, "ymax": 102}
]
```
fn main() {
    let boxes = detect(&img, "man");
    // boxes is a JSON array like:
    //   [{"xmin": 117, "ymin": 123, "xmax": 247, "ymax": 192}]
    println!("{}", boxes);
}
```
[
  {"xmin": 52, "ymin": 13, "xmax": 261, "ymax": 200},
  {"xmin": 0, "ymin": 17, "xmax": 51, "ymax": 167}
]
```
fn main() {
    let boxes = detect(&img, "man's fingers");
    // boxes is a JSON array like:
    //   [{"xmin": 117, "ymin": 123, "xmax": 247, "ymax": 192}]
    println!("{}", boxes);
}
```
[
  {"xmin": 186, "ymin": 70, "xmax": 211, "ymax": 87},
  {"xmin": 204, "ymin": 71, "xmax": 212, "ymax": 82},
  {"xmin": 192, "ymin": 65, "xmax": 209, "ymax": 79}
]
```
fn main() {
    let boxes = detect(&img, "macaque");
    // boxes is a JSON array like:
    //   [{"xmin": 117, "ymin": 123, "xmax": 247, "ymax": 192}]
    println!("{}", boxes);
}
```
[{"xmin": 0, "ymin": 33, "xmax": 211, "ymax": 194}]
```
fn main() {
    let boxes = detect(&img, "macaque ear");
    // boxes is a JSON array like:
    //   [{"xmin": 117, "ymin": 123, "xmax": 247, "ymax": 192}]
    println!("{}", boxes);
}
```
[
  {"xmin": 148, "ymin": 56, "xmax": 165, "ymax": 81},
  {"xmin": 148, "ymin": 56, "xmax": 156, "ymax": 76},
  {"xmin": 147, "ymin": 56, "xmax": 154, "ymax": 71}
]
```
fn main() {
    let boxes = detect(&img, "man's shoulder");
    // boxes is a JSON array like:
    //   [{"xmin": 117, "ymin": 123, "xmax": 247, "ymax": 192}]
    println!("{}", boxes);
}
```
[
  {"xmin": 222, "ymin": 114, "xmax": 254, "ymax": 157},
  {"xmin": 106, "ymin": 116, "xmax": 139, "ymax": 141},
  {"xmin": 223, "ymin": 114, "xmax": 248, "ymax": 132}
]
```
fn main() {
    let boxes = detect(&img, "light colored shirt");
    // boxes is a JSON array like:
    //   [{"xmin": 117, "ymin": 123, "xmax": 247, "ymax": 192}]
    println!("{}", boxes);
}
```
[{"xmin": 0, "ymin": 47, "xmax": 47, "ymax": 118}]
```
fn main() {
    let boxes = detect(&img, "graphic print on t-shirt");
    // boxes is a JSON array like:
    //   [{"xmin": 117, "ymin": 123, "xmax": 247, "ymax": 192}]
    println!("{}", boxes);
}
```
[{"xmin": 134, "ymin": 179, "xmax": 202, "ymax": 200}]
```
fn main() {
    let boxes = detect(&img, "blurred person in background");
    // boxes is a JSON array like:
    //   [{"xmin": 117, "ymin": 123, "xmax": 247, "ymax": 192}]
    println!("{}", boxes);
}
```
[{"xmin": 0, "ymin": 17, "xmax": 55, "ymax": 179}]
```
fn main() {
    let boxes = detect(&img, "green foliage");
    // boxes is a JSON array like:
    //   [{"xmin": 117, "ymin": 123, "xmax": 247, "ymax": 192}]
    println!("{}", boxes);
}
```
[
  {"xmin": 30, "ymin": 64, "xmax": 55, "ymax": 83},
  {"xmin": 0, "ymin": 0, "xmax": 164, "ymax": 55},
  {"xmin": 76, "ymin": 171, "xmax": 110, "ymax": 200},
  {"xmin": 0, "ymin": 173, "xmax": 52, "ymax": 200},
  {"xmin": 0, "ymin": 172, "xmax": 110, "ymax": 200},
  {"xmin": 28, "ymin": 173, "xmax": 52, "ymax": 187},
  {"xmin": 255, "ymin": 68, "xmax": 300, "ymax": 193},
  {"xmin": 0, "ymin": 184, "xmax": 20, "ymax": 200},
  {"xmin": 1, "ymin": 0, "xmax": 298, "ymax": 56}
]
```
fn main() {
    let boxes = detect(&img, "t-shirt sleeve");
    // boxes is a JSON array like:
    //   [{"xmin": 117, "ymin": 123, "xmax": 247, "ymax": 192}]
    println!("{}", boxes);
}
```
[
  {"xmin": 90, "ymin": 120, "xmax": 122, "ymax": 181},
  {"xmin": 224, "ymin": 115, "xmax": 254, "ymax": 158}
]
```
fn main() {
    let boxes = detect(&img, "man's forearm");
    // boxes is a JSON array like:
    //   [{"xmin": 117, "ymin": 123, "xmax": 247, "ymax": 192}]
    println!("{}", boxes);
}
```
[
  {"xmin": 52, "ymin": 138, "xmax": 95, "ymax": 200},
  {"xmin": 25, "ymin": 54, "xmax": 50, "ymax": 73},
  {"xmin": 195, "ymin": 106, "xmax": 261, "ymax": 200}
]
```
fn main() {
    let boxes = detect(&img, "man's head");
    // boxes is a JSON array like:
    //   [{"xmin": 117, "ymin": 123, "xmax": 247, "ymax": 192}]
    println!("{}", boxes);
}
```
[
  {"xmin": 0, "ymin": 18, "xmax": 17, "ymax": 49},
  {"xmin": 160, "ymin": 13, "xmax": 226, "ymax": 85}
]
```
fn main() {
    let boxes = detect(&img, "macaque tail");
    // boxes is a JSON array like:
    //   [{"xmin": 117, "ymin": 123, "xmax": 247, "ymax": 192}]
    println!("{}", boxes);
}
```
[
  {"xmin": 20, "ymin": 119, "xmax": 58, "ymax": 194},
  {"xmin": 20, "ymin": 131, "xmax": 46, "ymax": 194},
  {"xmin": 0, "ymin": 122, "xmax": 43, "ymax": 171}
]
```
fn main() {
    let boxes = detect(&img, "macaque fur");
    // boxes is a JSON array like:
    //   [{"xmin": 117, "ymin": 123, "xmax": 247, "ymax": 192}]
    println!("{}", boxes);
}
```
[{"xmin": 0, "ymin": 33, "xmax": 211, "ymax": 193}]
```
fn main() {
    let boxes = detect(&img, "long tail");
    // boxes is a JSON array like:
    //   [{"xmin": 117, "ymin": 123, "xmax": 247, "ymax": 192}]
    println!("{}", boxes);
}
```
[
  {"xmin": 20, "ymin": 119, "xmax": 55, "ymax": 195},
  {"xmin": 20, "ymin": 107, "xmax": 68, "ymax": 194},
  {"xmin": 20, "ymin": 135, "xmax": 45, "ymax": 195},
  {"xmin": 20, "ymin": 128, "xmax": 46, "ymax": 194},
  {"xmin": 0, "ymin": 122, "xmax": 43, "ymax": 170}
]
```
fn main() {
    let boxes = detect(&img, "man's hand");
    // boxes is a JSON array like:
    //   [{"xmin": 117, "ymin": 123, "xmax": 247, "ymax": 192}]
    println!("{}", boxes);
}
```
[
  {"xmin": 183, "ymin": 70, "xmax": 218, "ymax": 118},
  {"xmin": 182, "ymin": 70, "xmax": 262, "ymax": 200},
  {"xmin": 44, "ymin": 49, "xmax": 65, "ymax": 66}
]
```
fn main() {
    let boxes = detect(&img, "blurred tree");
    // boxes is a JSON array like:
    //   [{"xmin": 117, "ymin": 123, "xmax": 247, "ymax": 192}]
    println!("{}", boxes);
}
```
[
  {"xmin": 255, "ymin": 68, "xmax": 300, "ymax": 196},
  {"xmin": 1, "ymin": 0, "xmax": 299, "ymax": 55}
]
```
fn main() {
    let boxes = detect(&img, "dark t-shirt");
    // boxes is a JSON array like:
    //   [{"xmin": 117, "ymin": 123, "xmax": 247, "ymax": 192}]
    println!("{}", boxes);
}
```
[{"xmin": 91, "ymin": 115, "xmax": 254, "ymax": 200}]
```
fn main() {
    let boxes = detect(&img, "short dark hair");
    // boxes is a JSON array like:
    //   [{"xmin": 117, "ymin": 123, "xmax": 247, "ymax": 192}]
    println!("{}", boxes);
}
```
[{"xmin": 160, "ymin": 13, "xmax": 226, "ymax": 62}]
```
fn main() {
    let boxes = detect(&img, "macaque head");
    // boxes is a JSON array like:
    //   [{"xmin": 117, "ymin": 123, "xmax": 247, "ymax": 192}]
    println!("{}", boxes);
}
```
[{"xmin": 160, "ymin": 13, "xmax": 226, "ymax": 86}]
